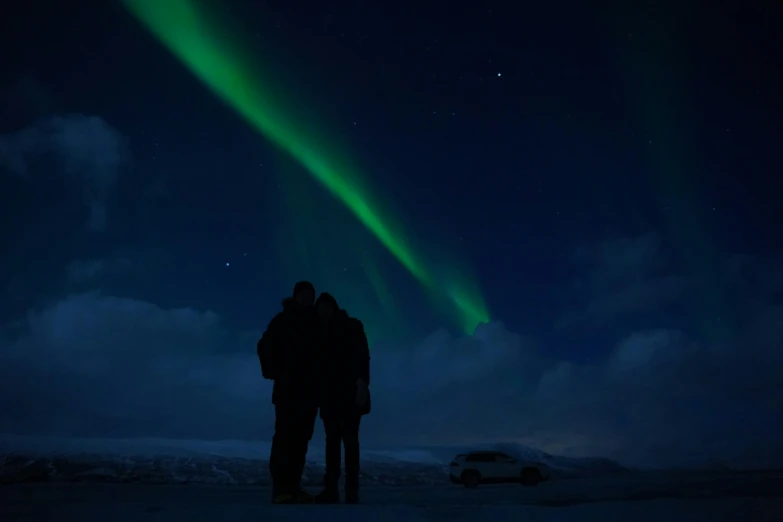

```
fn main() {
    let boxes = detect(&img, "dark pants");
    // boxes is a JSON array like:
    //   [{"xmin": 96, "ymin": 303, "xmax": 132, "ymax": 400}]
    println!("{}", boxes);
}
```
[
  {"xmin": 269, "ymin": 401, "xmax": 317, "ymax": 493},
  {"xmin": 322, "ymin": 410, "xmax": 362, "ymax": 490}
]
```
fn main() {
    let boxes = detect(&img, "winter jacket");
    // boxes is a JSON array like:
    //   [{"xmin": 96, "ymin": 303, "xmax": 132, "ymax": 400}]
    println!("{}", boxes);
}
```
[
  {"xmin": 318, "ymin": 310, "xmax": 371, "ymax": 417},
  {"xmin": 257, "ymin": 298, "xmax": 319, "ymax": 406}
]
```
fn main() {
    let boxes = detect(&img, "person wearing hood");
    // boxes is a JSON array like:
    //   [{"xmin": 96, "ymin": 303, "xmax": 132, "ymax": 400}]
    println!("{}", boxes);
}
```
[
  {"xmin": 313, "ymin": 292, "xmax": 371, "ymax": 504},
  {"xmin": 257, "ymin": 281, "xmax": 320, "ymax": 504}
]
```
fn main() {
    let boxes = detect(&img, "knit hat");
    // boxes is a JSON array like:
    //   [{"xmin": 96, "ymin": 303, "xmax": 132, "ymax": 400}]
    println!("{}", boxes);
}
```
[
  {"xmin": 293, "ymin": 280, "xmax": 315, "ymax": 298},
  {"xmin": 315, "ymin": 292, "xmax": 339, "ymax": 309}
]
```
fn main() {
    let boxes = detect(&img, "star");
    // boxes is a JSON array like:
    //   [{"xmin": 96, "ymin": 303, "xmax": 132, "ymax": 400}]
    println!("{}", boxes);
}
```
[
  {"xmin": 497, "ymin": 73, "xmax": 502, "ymax": 77},
  {"xmin": 225, "ymin": 262, "xmax": 230, "ymax": 267}
]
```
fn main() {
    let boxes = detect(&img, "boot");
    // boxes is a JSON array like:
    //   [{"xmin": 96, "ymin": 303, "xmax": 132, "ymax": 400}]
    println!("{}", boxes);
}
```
[
  {"xmin": 345, "ymin": 487, "xmax": 359, "ymax": 504},
  {"xmin": 272, "ymin": 487, "xmax": 314, "ymax": 504},
  {"xmin": 314, "ymin": 486, "xmax": 340, "ymax": 504},
  {"xmin": 272, "ymin": 491, "xmax": 295, "ymax": 504},
  {"xmin": 291, "ymin": 487, "xmax": 315, "ymax": 504}
]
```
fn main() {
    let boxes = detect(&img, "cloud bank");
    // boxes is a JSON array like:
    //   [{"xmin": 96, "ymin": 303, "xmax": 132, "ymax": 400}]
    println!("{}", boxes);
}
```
[
  {"xmin": 0, "ymin": 113, "xmax": 780, "ymax": 470},
  {"xmin": 1, "ymin": 269, "xmax": 780, "ymax": 468},
  {"xmin": 0, "ymin": 114, "xmax": 126, "ymax": 231}
]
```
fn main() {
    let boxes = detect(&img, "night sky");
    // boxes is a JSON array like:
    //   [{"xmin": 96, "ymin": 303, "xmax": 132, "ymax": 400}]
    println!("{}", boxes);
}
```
[{"xmin": 1, "ymin": 0, "xmax": 781, "ymax": 467}]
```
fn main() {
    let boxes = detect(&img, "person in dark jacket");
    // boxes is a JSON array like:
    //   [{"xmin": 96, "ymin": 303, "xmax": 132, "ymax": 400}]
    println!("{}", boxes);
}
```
[
  {"xmin": 257, "ymin": 281, "xmax": 320, "ymax": 504},
  {"xmin": 313, "ymin": 292, "xmax": 371, "ymax": 504}
]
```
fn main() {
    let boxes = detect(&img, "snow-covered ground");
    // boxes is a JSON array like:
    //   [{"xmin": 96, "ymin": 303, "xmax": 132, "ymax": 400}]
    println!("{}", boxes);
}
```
[
  {"xmin": 0, "ymin": 434, "xmax": 627, "ymax": 485},
  {"xmin": 1, "ymin": 483, "xmax": 781, "ymax": 522},
  {"xmin": 1, "ymin": 435, "xmax": 781, "ymax": 521}
]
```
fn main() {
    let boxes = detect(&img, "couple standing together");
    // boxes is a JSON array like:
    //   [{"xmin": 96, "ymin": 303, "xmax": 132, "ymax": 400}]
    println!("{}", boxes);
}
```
[{"xmin": 257, "ymin": 281, "xmax": 371, "ymax": 504}]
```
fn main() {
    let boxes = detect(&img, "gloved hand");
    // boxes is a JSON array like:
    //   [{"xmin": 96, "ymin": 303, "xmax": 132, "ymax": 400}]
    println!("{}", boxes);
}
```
[{"xmin": 355, "ymin": 378, "xmax": 369, "ymax": 407}]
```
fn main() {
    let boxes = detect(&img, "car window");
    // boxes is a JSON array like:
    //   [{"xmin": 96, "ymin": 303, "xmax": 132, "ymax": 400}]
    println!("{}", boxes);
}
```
[
  {"xmin": 495, "ymin": 454, "xmax": 514, "ymax": 463},
  {"xmin": 466, "ymin": 453, "xmax": 494, "ymax": 462}
]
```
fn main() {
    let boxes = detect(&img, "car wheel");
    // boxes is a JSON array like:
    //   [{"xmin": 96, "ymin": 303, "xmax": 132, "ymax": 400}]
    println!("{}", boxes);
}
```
[
  {"xmin": 461, "ymin": 470, "xmax": 480, "ymax": 488},
  {"xmin": 520, "ymin": 467, "xmax": 542, "ymax": 486}
]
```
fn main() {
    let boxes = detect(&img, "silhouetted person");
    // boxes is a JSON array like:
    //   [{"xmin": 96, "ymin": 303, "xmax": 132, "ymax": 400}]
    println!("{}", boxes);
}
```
[
  {"xmin": 257, "ymin": 281, "xmax": 320, "ymax": 504},
  {"xmin": 313, "ymin": 293, "xmax": 371, "ymax": 504}
]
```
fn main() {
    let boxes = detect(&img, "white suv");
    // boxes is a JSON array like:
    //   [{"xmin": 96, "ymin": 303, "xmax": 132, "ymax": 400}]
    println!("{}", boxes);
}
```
[{"xmin": 449, "ymin": 450, "xmax": 550, "ymax": 488}]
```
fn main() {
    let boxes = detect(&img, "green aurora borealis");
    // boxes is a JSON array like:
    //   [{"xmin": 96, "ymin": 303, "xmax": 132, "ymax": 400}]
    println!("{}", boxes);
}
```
[{"xmin": 122, "ymin": 0, "xmax": 489, "ymax": 335}]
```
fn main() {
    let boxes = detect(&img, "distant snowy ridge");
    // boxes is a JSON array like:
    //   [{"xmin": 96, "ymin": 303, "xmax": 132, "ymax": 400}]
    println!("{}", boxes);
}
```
[
  {"xmin": 0, "ymin": 453, "xmax": 448, "ymax": 486},
  {"xmin": 0, "ymin": 434, "xmax": 628, "ymax": 486},
  {"xmin": 0, "ymin": 434, "xmax": 446, "ymax": 464}
]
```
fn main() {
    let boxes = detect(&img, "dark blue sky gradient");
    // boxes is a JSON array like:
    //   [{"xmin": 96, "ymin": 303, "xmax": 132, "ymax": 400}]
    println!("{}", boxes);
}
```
[{"xmin": 0, "ymin": 0, "xmax": 781, "ymax": 465}]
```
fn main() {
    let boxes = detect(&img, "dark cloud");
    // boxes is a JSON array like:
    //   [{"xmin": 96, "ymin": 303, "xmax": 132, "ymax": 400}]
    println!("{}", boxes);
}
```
[
  {"xmin": 1, "ymin": 75, "xmax": 56, "ymax": 118},
  {"xmin": 724, "ymin": 253, "xmax": 783, "ymax": 300},
  {"xmin": 64, "ymin": 259, "xmax": 106, "ymax": 285},
  {"xmin": 0, "ymin": 114, "xmax": 127, "ymax": 232},
  {"xmin": 559, "ymin": 233, "xmax": 695, "ymax": 331},
  {"xmin": 65, "ymin": 258, "xmax": 134, "ymax": 286}
]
